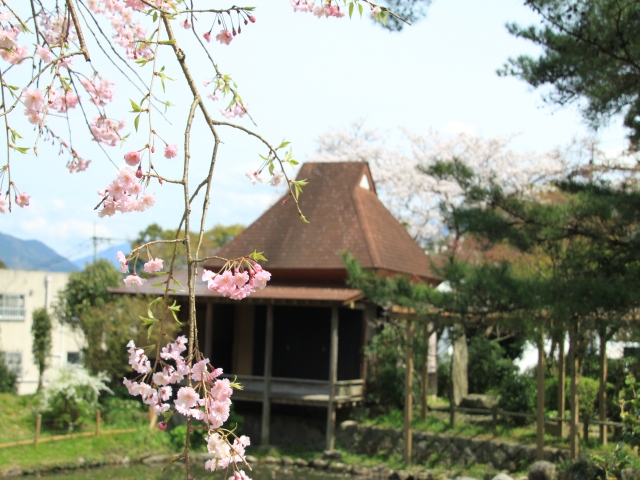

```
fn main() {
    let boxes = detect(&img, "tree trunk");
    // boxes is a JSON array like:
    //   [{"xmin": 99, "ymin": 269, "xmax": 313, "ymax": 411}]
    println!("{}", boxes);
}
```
[
  {"xmin": 557, "ymin": 329, "xmax": 566, "ymax": 438},
  {"xmin": 598, "ymin": 326, "xmax": 608, "ymax": 446},
  {"xmin": 451, "ymin": 325, "xmax": 468, "ymax": 406},
  {"xmin": 536, "ymin": 331, "xmax": 545, "ymax": 460},
  {"xmin": 569, "ymin": 323, "xmax": 580, "ymax": 459}
]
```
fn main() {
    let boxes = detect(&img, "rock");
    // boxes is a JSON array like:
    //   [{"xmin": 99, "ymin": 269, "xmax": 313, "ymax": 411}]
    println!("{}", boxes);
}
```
[
  {"xmin": 323, "ymin": 449, "xmax": 343, "ymax": 460},
  {"xmin": 492, "ymin": 474, "xmax": 514, "ymax": 480},
  {"xmin": 416, "ymin": 472, "xmax": 433, "ymax": 480},
  {"xmin": 142, "ymin": 454, "xmax": 171, "ymax": 465},
  {"xmin": 263, "ymin": 456, "xmax": 279, "ymax": 465},
  {"xmin": 460, "ymin": 394, "xmax": 501, "ymax": 410},
  {"xmin": 454, "ymin": 476, "xmax": 479, "ymax": 480},
  {"xmin": 294, "ymin": 458, "xmax": 308, "ymax": 467},
  {"xmin": 121, "ymin": 456, "xmax": 130, "ymax": 466},
  {"xmin": 529, "ymin": 460, "xmax": 557, "ymax": 480},
  {"xmin": 395, "ymin": 470, "xmax": 413, "ymax": 480},
  {"xmin": 329, "ymin": 462, "xmax": 349, "ymax": 473},
  {"xmin": 281, "ymin": 456, "xmax": 294, "ymax": 466},
  {"xmin": 351, "ymin": 465, "xmax": 371, "ymax": 476},
  {"xmin": 245, "ymin": 455, "xmax": 258, "ymax": 465},
  {"xmin": 621, "ymin": 468, "xmax": 640, "ymax": 480},
  {"xmin": 340, "ymin": 420, "xmax": 358, "ymax": 429},
  {"xmin": 311, "ymin": 459, "xmax": 329, "ymax": 469},
  {"xmin": 2, "ymin": 467, "xmax": 22, "ymax": 477}
]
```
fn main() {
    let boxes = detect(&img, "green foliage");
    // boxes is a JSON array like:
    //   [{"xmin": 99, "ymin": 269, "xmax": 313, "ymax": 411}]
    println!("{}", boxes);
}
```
[
  {"xmin": 363, "ymin": 323, "xmax": 406, "ymax": 412},
  {"xmin": 0, "ymin": 258, "xmax": 7, "ymax": 269},
  {"xmin": 168, "ymin": 424, "xmax": 207, "ymax": 451},
  {"xmin": 31, "ymin": 307, "xmax": 52, "ymax": 390},
  {"xmin": 100, "ymin": 397, "xmax": 149, "ymax": 428},
  {"xmin": 502, "ymin": 0, "xmax": 640, "ymax": 148},
  {"xmin": 497, "ymin": 371, "xmax": 536, "ymax": 426},
  {"xmin": 39, "ymin": 366, "xmax": 112, "ymax": 431},
  {"xmin": 467, "ymin": 336, "xmax": 518, "ymax": 394},
  {"xmin": 56, "ymin": 259, "xmax": 121, "ymax": 330},
  {"xmin": 558, "ymin": 455, "xmax": 606, "ymax": 480},
  {"xmin": 0, "ymin": 351, "xmax": 18, "ymax": 394}
]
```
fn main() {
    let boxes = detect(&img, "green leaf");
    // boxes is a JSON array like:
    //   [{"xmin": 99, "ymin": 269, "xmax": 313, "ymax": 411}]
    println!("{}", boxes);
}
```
[
  {"xmin": 173, "ymin": 278, "xmax": 183, "ymax": 288},
  {"xmin": 277, "ymin": 140, "xmax": 291, "ymax": 150},
  {"xmin": 147, "ymin": 323, "xmax": 154, "ymax": 339},
  {"xmin": 134, "ymin": 114, "xmax": 140, "ymax": 132},
  {"xmin": 152, "ymin": 11, "xmax": 158, "ymax": 22},
  {"xmin": 130, "ymin": 100, "xmax": 141, "ymax": 112},
  {"xmin": 349, "ymin": 2, "xmax": 354, "ymax": 18},
  {"xmin": 6, "ymin": 84, "xmax": 19, "ymax": 91},
  {"xmin": 150, "ymin": 281, "xmax": 164, "ymax": 287},
  {"xmin": 249, "ymin": 250, "xmax": 268, "ymax": 262},
  {"xmin": 358, "ymin": 3, "xmax": 363, "ymax": 17},
  {"xmin": 300, "ymin": 214, "xmax": 309, "ymax": 223}
]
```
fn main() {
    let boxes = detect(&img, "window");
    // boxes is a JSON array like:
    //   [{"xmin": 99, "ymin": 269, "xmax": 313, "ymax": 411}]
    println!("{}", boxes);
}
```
[
  {"xmin": 3, "ymin": 351, "xmax": 22, "ymax": 379},
  {"xmin": 67, "ymin": 352, "xmax": 81, "ymax": 364},
  {"xmin": 0, "ymin": 294, "xmax": 26, "ymax": 321}
]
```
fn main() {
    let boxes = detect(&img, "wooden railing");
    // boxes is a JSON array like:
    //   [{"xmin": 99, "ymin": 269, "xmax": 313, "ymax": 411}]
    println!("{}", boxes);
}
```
[{"xmin": 227, "ymin": 375, "xmax": 364, "ymax": 405}]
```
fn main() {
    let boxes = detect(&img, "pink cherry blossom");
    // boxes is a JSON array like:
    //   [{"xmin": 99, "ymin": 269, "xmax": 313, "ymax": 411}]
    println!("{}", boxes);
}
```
[
  {"xmin": 35, "ymin": 45, "xmax": 52, "ymax": 63},
  {"xmin": 124, "ymin": 150, "xmax": 141, "ymax": 166},
  {"xmin": 15, "ymin": 192, "xmax": 30, "ymax": 207},
  {"xmin": 116, "ymin": 251, "xmax": 129, "ymax": 273},
  {"xmin": 164, "ymin": 144, "xmax": 178, "ymax": 159},
  {"xmin": 0, "ymin": 195, "xmax": 6, "ymax": 214},
  {"xmin": 143, "ymin": 257, "xmax": 164, "ymax": 274},
  {"xmin": 123, "ymin": 274, "xmax": 146, "ymax": 286},
  {"xmin": 22, "ymin": 88, "xmax": 45, "ymax": 111},
  {"xmin": 203, "ymin": 31, "xmax": 211, "ymax": 42},
  {"xmin": 175, "ymin": 386, "xmax": 200, "ymax": 410},
  {"xmin": 215, "ymin": 30, "xmax": 232, "ymax": 45},
  {"xmin": 181, "ymin": 18, "xmax": 191, "ymax": 29}
]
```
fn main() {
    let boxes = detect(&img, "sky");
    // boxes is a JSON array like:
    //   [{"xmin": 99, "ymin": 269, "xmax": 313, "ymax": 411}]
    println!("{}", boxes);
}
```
[{"xmin": 0, "ymin": 0, "xmax": 631, "ymax": 263}]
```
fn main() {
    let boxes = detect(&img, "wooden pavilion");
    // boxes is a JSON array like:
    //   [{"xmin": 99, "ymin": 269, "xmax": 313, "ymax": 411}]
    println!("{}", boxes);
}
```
[{"xmin": 119, "ymin": 162, "xmax": 438, "ymax": 448}]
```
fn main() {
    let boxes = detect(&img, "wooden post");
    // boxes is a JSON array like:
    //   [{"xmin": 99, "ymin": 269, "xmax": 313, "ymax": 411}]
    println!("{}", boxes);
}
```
[
  {"xmin": 491, "ymin": 406, "xmax": 498, "ymax": 434},
  {"xmin": 536, "ymin": 331, "xmax": 545, "ymax": 460},
  {"xmin": 35, "ymin": 414, "xmax": 42, "ymax": 447},
  {"xmin": 96, "ymin": 410, "xmax": 101, "ymax": 437},
  {"xmin": 204, "ymin": 301, "xmax": 214, "ymax": 359},
  {"xmin": 326, "ymin": 305, "xmax": 339, "ymax": 451},
  {"xmin": 598, "ymin": 326, "xmax": 608, "ymax": 446},
  {"xmin": 148, "ymin": 405, "xmax": 157, "ymax": 430},
  {"xmin": 404, "ymin": 318, "xmax": 414, "ymax": 464},
  {"xmin": 569, "ymin": 324, "xmax": 580, "ymax": 459},
  {"xmin": 420, "ymin": 323, "xmax": 429, "ymax": 421},
  {"xmin": 261, "ymin": 304, "xmax": 274, "ymax": 446},
  {"xmin": 558, "ymin": 329, "xmax": 566, "ymax": 438}
]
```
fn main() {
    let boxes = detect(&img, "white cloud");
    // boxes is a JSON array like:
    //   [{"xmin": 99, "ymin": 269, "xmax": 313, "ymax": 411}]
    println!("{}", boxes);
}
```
[{"xmin": 442, "ymin": 121, "xmax": 478, "ymax": 136}]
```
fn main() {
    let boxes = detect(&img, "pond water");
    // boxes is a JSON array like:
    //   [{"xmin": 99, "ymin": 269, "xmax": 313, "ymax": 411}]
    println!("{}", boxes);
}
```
[{"xmin": 27, "ymin": 463, "xmax": 354, "ymax": 480}]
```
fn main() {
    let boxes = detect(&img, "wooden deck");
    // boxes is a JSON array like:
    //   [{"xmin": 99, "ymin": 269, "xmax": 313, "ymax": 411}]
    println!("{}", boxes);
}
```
[{"xmin": 228, "ymin": 375, "xmax": 365, "ymax": 407}]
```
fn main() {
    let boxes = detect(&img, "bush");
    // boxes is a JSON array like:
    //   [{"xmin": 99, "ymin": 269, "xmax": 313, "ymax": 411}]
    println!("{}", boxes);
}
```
[
  {"xmin": 364, "ymin": 323, "xmax": 405, "ymax": 412},
  {"xmin": 497, "ymin": 370, "xmax": 536, "ymax": 426},
  {"xmin": 467, "ymin": 336, "xmax": 518, "ymax": 394},
  {"xmin": 0, "ymin": 351, "xmax": 18, "ymax": 394},
  {"xmin": 100, "ymin": 397, "xmax": 148, "ymax": 428},
  {"xmin": 39, "ymin": 365, "xmax": 112, "ymax": 431}
]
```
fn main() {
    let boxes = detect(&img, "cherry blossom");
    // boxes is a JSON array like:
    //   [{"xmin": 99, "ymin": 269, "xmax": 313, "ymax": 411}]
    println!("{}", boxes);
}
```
[
  {"xmin": 117, "ymin": 251, "xmax": 129, "ymax": 273},
  {"xmin": 15, "ymin": 192, "xmax": 30, "ymax": 207},
  {"xmin": 123, "ymin": 274, "xmax": 146, "ymax": 286},
  {"xmin": 0, "ymin": 195, "xmax": 6, "ymax": 214},
  {"xmin": 215, "ymin": 30, "xmax": 233, "ymax": 45},
  {"xmin": 143, "ymin": 257, "xmax": 164, "ymax": 274},
  {"xmin": 124, "ymin": 151, "xmax": 141, "ymax": 166},
  {"xmin": 164, "ymin": 144, "xmax": 178, "ymax": 159}
]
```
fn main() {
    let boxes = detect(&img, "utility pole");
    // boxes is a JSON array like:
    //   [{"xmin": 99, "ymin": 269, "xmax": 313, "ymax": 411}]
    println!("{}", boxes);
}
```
[{"xmin": 92, "ymin": 224, "xmax": 116, "ymax": 263}]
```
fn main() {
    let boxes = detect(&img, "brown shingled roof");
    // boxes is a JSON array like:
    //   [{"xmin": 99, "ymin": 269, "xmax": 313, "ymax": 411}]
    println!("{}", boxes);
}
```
[{"xmin": 205, "ymin": 162, "xmax": 437, "ymax": 283}]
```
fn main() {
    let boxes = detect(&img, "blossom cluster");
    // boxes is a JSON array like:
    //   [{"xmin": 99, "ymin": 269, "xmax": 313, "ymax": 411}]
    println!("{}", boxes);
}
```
[
  {"xmin": 202, "ymin": 263, "xmax": 271, "ymax": 300},
  {"xmin": 123, "ymin": 336, "xmax": 252, "ymax": 478},
  {"xmin": 117, "ymin": 251, "xmax": 164, "ymax": 285},
  {"xmin": 97, "ymin": 166, "xmax": 156, "ymax": 217},
  {"xmin": 246, "ymin": 170, "xmax": 284, "ymax": 187},
  {"xmin": 290, "ymin": 0, "xmax": 345, "ymax": 18}
]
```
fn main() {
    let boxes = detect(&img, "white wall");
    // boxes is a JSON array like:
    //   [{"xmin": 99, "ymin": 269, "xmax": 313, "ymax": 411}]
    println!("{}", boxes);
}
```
[{"xmin": 0, "ymin": 270, "xmax": 82, "ymax": 395}]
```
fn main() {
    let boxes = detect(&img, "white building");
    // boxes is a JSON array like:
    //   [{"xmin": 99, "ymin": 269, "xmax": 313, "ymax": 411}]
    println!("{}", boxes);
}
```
[{"xmin": 0, "ymin": 270, "xmax": 82, "ymax": 395}]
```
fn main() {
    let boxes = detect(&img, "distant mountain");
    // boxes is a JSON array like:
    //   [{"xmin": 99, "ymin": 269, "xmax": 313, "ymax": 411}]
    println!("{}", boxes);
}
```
[
  {"xmin": 73, "ymin": 242, "xmax": 131, "ymax": 270},
  {"xmin": 0, "ymin": 232, "xmax": 79, "ymax": 272}
]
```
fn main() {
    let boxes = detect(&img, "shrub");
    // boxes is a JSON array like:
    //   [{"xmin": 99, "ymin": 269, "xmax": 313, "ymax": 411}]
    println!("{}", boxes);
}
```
[
  {"xmin": 497, "ymin": 370, "xmax": 536, "ymax": 425},
  {"xmin": 364, "ymin": 323, "xmax": 405, "ymax": 412},
  {"xmin": 0, "ymin": 351, "xmax": 18, "ymax": 394},
  {"xmin": 39, "ymin": 365, "xmax": 112, "ymax": 431},
  {"xmin": 467, "ymin": 336, "xmax": 518, "ymax": 394}
]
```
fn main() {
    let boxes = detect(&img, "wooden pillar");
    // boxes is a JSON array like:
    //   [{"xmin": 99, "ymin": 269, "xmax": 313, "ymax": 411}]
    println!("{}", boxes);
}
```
[
  {"xmin": 569, "ymin": 324, "xmax": 580, "ymax": 459},
  {"xmin": 404, "ymin": 318, "xmax": 414, "ymax": 464},
  {"xmin": 536, "ymin": 331, "xmax": 545, "ymax": 460},
  {"xmin": 326, "ymin": 305, "xmax": 339, "ymax": 451},
  {"xmin": 420, "ymin": 323, "xmax": 429, "ymax": 421},
  {"xmin": 261, "ymin": 304, "xmax": 274, "ymax": 446},
  {"xmin": 598, "ymin": 326, "xmax": 608, "ymax": 446},
  {"xmin": 558, "ymin": 329, "xmax": 566, "ymax": 438},
  {"xmin": 204, "ymin": 301, "xmax": 213, "ymax": 359}
]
